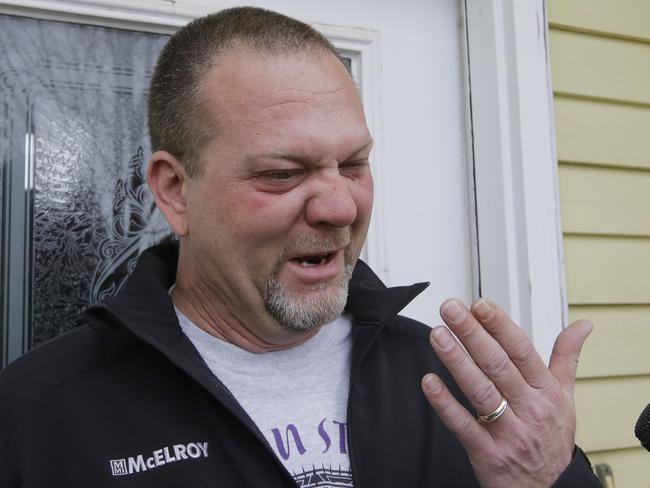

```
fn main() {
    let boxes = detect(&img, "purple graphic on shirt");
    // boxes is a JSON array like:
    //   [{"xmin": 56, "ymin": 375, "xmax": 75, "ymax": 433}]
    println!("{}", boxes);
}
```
[
  {"xmin": 271, "ymin": 424, "xmax": 307, "ymax": 460},
  {"xmin": 270, "ymin": 419, "xmax": 349, "ymax": 460},
  {"xmin": 332, "ymin": 421, "xmax": 348, "ymax": 455},
  {"xmin": 293, "ymin": 464, "xmax": 353, "ymax": 488},
  {"xmin": 318, "ymin": 419, "xmax": 332, "ymax": 454},
  {"xmin": 270, "ymin": 419, "xmax": 353, "ymax": 486}
]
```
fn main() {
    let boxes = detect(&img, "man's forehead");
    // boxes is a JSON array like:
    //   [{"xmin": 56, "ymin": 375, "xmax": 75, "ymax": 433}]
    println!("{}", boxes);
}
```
[
  {"xmin": 195, "ymin": 45, "xmax": 364, "ymax": 145},
  {"xmin": 248, "ymin": 136, "xmax": 374, "ymax": 163},
  {"xmin": 200, "ymin": 45, "xmax": 352, "ymax": 103}
]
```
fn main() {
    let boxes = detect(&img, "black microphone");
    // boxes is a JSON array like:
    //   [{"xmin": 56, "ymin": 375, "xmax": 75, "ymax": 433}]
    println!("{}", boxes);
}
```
[{"xmin": 635, "ymin": 402, "xmax": 650, "ymax": 451}]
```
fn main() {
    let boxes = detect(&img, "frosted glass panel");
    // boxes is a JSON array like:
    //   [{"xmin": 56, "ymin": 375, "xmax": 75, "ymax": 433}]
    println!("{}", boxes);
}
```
[{"xmin": 0, "ymin": 15, "xmax": 173, "ymax": 352}]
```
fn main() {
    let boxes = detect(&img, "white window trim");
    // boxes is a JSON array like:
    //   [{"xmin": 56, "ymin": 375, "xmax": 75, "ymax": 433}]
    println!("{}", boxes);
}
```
[
  {"xmin": 463, "ymin": 0, "xmax": 566, "ymax": 363},
  {"xmin": 0, "ymin": 0, "xmax": 192, "ymax": 33},
  {"xmin": 0, "ymin": 0, "xmax": 567, "ymax": 360}
]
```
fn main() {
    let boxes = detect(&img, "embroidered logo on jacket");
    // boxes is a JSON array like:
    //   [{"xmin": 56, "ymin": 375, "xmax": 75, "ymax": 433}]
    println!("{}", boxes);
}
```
[{"xmin": 109, "ymin": 442, "xmax": 209, "ymax": 476}]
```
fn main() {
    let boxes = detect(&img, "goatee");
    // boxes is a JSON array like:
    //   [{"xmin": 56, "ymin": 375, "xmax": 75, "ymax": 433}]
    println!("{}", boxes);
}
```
[{"xmin": 263, "ymin": 234, "xmax": 354, "ymax": 332}]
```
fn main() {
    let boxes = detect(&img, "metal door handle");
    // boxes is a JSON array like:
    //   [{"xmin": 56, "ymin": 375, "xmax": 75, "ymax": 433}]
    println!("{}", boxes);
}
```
[{"xmin": 595, "ymin": 463, "xmax": 614, "ymax": 488}]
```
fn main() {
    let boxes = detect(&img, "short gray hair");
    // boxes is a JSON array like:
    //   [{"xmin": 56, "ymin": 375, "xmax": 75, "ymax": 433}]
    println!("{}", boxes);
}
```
[{"xmin": 148, "ymin": 7, "xmax": 339, "ymax": 177}]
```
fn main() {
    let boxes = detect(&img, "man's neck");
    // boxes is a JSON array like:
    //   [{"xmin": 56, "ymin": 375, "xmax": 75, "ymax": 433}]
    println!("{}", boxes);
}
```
[{"xmin": 170, "ymin": 284, "xmax": 319, "ymax": 353}]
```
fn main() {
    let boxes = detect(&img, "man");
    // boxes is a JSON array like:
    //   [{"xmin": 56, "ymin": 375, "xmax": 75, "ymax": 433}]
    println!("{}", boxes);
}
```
[{"xmin": 0, "ymin": 7, "xmax": 600, "ymax": 487}]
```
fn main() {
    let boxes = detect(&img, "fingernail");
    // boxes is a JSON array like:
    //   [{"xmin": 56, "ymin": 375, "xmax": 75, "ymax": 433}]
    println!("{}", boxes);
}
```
[
  {"xmin": 441, "ymin": 299, "xmax": 465, "ymax": 324},
  {"xmin": 423, "ymin": 374, "xmax": 441, "ymax": 393},
  {"xmin": 431, "ymin": 326, "xmax": 454, "ymax": 350},
  {"xmin": 473, "ymin": 299, "xmax": 493, "ymax": 320}
]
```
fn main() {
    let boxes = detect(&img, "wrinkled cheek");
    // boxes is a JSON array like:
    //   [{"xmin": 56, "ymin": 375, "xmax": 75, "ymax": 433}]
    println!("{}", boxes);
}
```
[
  {"xmin": 244, "ymin": 192, "xmax": 303, "ymax": 224},
  {"xmin": 226, "ymin": 193, "xmax": 274, "ymax": 233},
  {"xmin": 350, "ymin": 187, "xmax": 374, "ymax": 261},
  {"xmin": 229, "ymin": 196, "xmax": 300, "ymax": 260},
  {"xmin": 355, "ymin": 179, "xmax": 374, "ymax": 226},
  {"xmin": 356, "ymin": 171, "xmax": 374, "ymax": 211},
  {"xmin": 246, "ymin": 193, "xmax": 268, "ymax": 213}
]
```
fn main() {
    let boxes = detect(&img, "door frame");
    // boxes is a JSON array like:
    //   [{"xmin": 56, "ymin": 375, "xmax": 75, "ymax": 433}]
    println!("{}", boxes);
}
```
[
  {"xmin": 0, "ymin": 0, "xmax": 565, "ymax": 362},
  {"xmin": 463, "ymin": 0, "xmax": 565, "ymax": 362}
]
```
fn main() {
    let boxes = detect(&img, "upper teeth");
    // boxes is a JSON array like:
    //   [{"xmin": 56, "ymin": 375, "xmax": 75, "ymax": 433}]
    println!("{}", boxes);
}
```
[{"xmin": 300, "ymin": 256, "xmax": 327, "ymax": 267}]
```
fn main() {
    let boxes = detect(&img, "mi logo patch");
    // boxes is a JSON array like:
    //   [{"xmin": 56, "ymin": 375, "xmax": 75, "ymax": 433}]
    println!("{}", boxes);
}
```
[
  {"xmin": 110, "ymin": 459, "xmax": 128, "ymax": 476},
  {"xmin": 110, "ymin": 442, "xmax": 209, "ymax": 476}
]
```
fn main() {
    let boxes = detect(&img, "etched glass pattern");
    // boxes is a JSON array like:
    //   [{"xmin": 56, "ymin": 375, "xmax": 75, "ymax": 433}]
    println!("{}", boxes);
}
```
[{"xmin": 0, "ymin": 15, "xmax": 173, "ymax": 348}]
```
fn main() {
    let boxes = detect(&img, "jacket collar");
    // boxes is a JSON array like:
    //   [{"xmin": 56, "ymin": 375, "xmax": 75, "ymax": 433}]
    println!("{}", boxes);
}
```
[
  {"xmin": 88, "ymin": 242, "xmax": 429, "ymax": 343},
  {"xmin": 87, "ymin": 243, "xmax": 182, "ymax": 349},
  {"xmin": 346, "ymin": 260, "xmax": 429, "ymax": 325}
]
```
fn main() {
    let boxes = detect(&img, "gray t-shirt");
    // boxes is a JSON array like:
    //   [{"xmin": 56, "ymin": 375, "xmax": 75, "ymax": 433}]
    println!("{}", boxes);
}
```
[{"xmin": 176, "ymin": 308, "xmax": 354, "ymax": 486}]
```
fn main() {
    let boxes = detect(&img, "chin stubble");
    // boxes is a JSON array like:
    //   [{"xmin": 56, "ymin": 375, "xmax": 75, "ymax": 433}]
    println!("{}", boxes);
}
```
[{"xmin": 263, "ymin": 238, "xmax": 354, "ymax": 332}]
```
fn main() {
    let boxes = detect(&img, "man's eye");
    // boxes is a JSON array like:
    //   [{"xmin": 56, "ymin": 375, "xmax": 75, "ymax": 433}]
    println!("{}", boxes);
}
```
[
  {"xmin": 255, "ymin": 169, "xmax": 305, "ymax": 191},
  {"xmin": 265, "ymin": 170, "xmax": 298, "ymax": 180},
  {"xmin": 339, "ymin": 160, "xmax": 369, "ymax": 176}
]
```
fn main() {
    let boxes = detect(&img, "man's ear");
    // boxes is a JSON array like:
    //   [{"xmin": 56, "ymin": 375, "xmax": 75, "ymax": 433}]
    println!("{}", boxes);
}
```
[{"xmin": 147, "ymin": 150, "xmax": 190, "ymax": 237}]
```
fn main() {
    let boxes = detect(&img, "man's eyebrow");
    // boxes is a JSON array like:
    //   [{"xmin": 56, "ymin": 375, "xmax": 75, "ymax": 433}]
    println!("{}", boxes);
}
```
[
  {"xmin": 253, "ymin": 137, "xmax": 374, "ymax": 163},
  {"xmin": 261, "ymin": 152, "xmax": 308, "ymax": 162},
  {"xmin": 352, "ymin": 137, "xmax": 374, "ymax": 156},
  {"xmin": 341, "ymin": 137, "xmax": 374, "ymax": 161}
]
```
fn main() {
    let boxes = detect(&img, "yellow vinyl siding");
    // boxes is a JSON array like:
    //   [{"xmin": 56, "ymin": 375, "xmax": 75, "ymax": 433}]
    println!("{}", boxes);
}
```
[
  {"xmin": 559, "ymin": 164, "xmax": 650, "ymax": 236},
  {"xmin": 555, "ymin": 97, "xmax": 650, "ymax": 170},
  {"xmin": 588, "ymin": 449, "xmax": 650, "ymax": 488},
  {"xmin": 549, "ymin": 0, "xmax": 650, "ymax": 42},
  {"xmin": 550, "ymin": 30, "xmax": 650, "ymax": 105},
  {"xmin": 549, "ymin": 1, "xmax": 650, "ymax": 485},
  {"xmin": 564, "ymin": 236, "xmax": 650, "ymax": 304},
  {"xmin": 571, "ymin": 306, "xmax": 650, "ymax": 378},
  {"xmin": 575, "ymin": 376, "xmax": 650, "ymax": 451}
]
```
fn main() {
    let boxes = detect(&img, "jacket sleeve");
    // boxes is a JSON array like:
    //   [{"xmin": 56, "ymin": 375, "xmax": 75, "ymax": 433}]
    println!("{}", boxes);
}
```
[
  {"xmin": 551, "ymin": 446, "xmax": 602, "ymax": 487},
  {"xmin": 0, "ymin": 453, "xmax": 14, "ymax": 487}
]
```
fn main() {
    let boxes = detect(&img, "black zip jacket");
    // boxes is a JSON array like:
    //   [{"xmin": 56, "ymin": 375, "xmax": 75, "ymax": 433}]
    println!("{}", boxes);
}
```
[{"xmin": 0, "ymin": 244, "xmax": 600, "ymax": 487}]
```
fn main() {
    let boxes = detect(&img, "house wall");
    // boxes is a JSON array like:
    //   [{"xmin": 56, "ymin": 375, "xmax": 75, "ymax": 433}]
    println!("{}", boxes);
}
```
[{"xmin": 548, "ymin": 1, "xmax": 650, "ymax": 486}]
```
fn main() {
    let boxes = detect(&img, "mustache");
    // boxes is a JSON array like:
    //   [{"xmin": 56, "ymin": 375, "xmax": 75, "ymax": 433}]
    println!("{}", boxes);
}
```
[
  {"xmin": 267, "ymin": 229, "xmax": 352, "ymax": 278},
  {"xmin": 279, "ymin": 230, "xmax": 351, "ymax": 258}
]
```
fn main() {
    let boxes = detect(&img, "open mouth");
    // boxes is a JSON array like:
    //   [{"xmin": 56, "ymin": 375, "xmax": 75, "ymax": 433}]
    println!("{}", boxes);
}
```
[{"xmin": 289, "ymin": 252, "xmax": 335, "ymax": 268}]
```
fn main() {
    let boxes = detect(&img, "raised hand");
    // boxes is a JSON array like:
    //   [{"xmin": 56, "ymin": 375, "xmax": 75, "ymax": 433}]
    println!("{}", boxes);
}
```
[{"xmin": 421, "ymin": 298, "xmax": 593, "ymax": 488}]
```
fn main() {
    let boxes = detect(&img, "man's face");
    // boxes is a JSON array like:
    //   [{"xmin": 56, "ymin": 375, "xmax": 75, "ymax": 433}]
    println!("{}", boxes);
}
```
[{"xmin": 181, "ymin": 47, "xmax": 373, "ymax": 337}]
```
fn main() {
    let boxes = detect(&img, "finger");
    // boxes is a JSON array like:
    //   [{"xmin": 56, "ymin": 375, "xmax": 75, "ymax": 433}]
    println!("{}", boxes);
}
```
[
  {"xmin": 548, "ymin": 319, "xmax": 593, "ymax": 392},
  {"xmin": 421, "ymin": 373, "xmax": 493, "ymax": 453},
  {"xmin": 469, "ymin": 298, "xmax": 552, "ymax": 390},
  {"xmin": 429, "ymin": 325, "xmax": 514, "ymax": 420},
  {"xmin": 439, "ymin": 299, "xmax": 531, "ymax": 400}
]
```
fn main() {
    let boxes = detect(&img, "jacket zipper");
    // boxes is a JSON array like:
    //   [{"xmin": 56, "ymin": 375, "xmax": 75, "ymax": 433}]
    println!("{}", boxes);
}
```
[{"xmin": 345, "ymin": 290, "xmax": 427, "ymax": 488}]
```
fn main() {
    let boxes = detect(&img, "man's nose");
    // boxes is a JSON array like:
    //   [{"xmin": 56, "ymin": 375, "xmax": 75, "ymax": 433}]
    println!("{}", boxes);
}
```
[{"xmin": 305, "ymin": 171, "xmax": 357, "ymax": 228}]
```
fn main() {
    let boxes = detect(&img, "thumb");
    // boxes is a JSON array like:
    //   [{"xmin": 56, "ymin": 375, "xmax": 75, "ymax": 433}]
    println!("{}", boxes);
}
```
[{"xmin": 548, "ymin": 319, "xmax": 593, "ymax": 392}]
